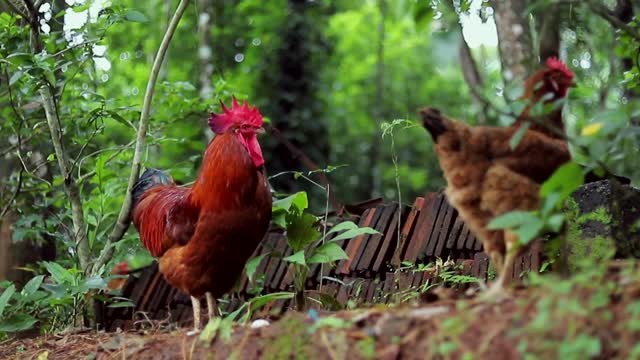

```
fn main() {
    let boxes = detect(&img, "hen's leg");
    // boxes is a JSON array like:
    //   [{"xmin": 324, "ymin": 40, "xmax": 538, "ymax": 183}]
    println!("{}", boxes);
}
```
[
  {"xmin": 205, "ymin": 292, "xmax": 218, "ymax": 319},
  {"xmin": 187, "ymin": 296, "xmax": 201, "ymax": 335}
]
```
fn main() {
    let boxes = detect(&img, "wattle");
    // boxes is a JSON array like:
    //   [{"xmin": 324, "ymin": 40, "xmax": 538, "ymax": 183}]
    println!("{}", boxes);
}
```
[{"xmin": 237, "ymin": 133, "xmax": 265, "ymax": 168}]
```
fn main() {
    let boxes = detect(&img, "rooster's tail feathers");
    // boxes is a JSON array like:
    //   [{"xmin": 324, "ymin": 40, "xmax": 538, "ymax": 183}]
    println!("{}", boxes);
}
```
[
  {"xmin": 132, "ymin": 168, "xmax": 174, "ymax": 207},
  {"xmin": 420, "ymin": 107, "xmax": 448, "ymax": 141}
]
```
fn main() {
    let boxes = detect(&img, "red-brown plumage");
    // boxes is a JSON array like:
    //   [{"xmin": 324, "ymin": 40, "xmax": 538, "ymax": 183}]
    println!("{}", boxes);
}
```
[
  {"xmin": 132, "ymin": 99, "xmax": 271, "ymax": 329},
  {"xmin": 513, "ymin": 57, "xmax": 576, "ymax": 138}
]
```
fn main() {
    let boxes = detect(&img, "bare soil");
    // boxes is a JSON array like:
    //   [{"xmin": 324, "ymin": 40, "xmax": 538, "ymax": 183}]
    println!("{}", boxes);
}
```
[{"xmin": 2, "ymin": 261, "xmax": 640, "ymax": 360}]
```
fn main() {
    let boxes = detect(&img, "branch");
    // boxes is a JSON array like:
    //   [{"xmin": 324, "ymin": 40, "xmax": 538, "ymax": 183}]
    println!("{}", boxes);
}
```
[
  {"xmin": 19, "ymin": 0, "xmax": 91, "ymax": 272},
  {"xmin": 588, "ymin": 1, "xmax": 640, "ymax": 42},
  {"xmin": 92, "ymin": 0, "xmax": 191, "ymax": 275}
]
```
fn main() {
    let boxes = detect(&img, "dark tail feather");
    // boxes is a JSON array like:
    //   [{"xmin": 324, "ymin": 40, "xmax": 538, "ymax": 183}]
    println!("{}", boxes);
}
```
[
  {"xmin": 132, "ymin": 168, "xmax": 174, "ymax": 207},
  {"xmin": 420, "ymin": 107, "xmax": 448, "ymax": 141}
]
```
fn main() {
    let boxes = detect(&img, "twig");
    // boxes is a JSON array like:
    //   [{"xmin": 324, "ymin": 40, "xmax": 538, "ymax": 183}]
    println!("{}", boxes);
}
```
[
  {"xmin": 77, "ymin": 141, "xmax": 136, "ymax": 183},
  {"xmin": 92, "ymin": 0, "xmax": 191, "ymax": 275},
  {"xmin": 266, "ymin": 123, "xmax": 340, "ymax": 210}
]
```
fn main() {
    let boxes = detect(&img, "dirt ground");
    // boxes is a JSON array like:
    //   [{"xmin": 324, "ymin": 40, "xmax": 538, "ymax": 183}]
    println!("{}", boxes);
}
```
[{"xmin": 2, "ymin": 261, "xmax": 640, "ymax": 360}]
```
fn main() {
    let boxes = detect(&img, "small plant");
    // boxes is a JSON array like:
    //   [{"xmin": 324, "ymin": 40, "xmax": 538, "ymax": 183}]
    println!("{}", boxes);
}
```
[
  {"xmin": 0, "ymin": 261, "xmax": 131, "ymax": 338},
  {"xmin": 268, "ymin": 191, "xmax": 378, "ymax": 310}
]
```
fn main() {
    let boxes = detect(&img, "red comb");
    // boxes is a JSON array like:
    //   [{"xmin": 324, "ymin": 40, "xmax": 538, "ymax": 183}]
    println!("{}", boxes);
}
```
[
  {"xmin": 209, "ymin": 97, "xmax": 263, "ymax": 134},
  {"xmin": 546, "ymin": 57, "xmax": 574, "ymax": 79}
]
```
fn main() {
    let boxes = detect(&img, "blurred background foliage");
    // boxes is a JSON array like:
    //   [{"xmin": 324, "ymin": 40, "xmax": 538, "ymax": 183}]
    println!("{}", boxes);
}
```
[{"xmin": 0, "ymin": 0, "xmax": 638, "ymax": 319}]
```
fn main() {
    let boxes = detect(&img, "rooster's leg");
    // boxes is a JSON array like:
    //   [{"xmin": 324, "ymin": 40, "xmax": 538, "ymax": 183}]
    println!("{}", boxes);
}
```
[
  {"xmin": 187, "ymin": 296, "xmax": 202, "ymax": 335},
  {"xmin": 205, "ymin": 292, "xmax": 219, "ymax": 319}
]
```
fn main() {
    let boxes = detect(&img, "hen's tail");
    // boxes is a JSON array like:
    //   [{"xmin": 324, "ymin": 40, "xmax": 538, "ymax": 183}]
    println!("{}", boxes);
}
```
[
  {"xmin": 132, "ymin": 168, "xmax": 174, "ymax": 207},
  {"xmin": 420, "ymin": 107, "xmax": 449, "ymax": 141}
]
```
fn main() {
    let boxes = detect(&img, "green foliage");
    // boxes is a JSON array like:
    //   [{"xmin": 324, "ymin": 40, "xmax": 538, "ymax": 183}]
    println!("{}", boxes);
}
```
[
  {"xmin": 488, "ymin": 161, "xmax": 585, "ymax": 245},
  {"xmin": 0, "ymin": 261, "xmax": 130, "ymax": 337}
]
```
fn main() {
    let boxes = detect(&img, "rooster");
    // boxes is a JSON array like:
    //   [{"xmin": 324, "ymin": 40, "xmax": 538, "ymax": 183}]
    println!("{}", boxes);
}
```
[
  {"xmin": 132, "ymin": 98, "xmax": 272, "ymax": 332},
  {"xmin": 421, "ymin": 58, "xmax": 575, "ymax": 298}
]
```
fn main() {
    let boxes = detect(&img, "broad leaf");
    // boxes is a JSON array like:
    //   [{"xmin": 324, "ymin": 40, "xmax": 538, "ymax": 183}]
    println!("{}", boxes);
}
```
[
  {"xmin": 21, "ymin": 275, "xmax": 44, "ymax": 297},
  {"xmin": 245, "ymin": 253, "xmax": 267, "ymax": 283},
  {"xmin": 43, "ymin": 262, "xmax": 74, "ymax": 285},
  {"xmin": 249, "ymin": 292, "xmax": 294, "ymax": 310},
  {"xmin": 546, "ymin": 214, "xmax": 565, "ymax": 232},
  {"xmin": 488, "ymin": 211, "xmax": 537, "ymax": 230},
  {"xmin": 514, "ymin": 218, "xmax": 545, "ymax": 245},
  {"xmin": 108, "ymin": 301, "xmax": 135, "ymax": 308},
  {"xmin": 283, "ymin": 250, "xmax": 306, "ymax": 266},
  {"xmin": 286, "ymin": 213, "xmax": 320, "ymax": 252},
  {"xmin": 540, "ymin": 161, "xmax": 584, "ymax": 200},
  {"xmin": 0, "ymin": 284, "xmax": 16, "ymax": 318},
  {"xmin": 124, "ymin": 10, "xmax": 148, "ymax": 23},
  {"xmin": 325, "ymin": 221, "xmax": 358, "ymax": 236},
  {"xmin": 308, "ymin": 243, "xmax": 348, "ymax": 264},
  {"xmin": 330, "ymin": 227, "xmax": 380, "ymax": 242},
  {"xmin": 0, "ymin": 314, "xmax": 38, "ymax": 332},
  {"xmin": 273, "ymin": 192, "xmax": 308, "ymax": 213}
]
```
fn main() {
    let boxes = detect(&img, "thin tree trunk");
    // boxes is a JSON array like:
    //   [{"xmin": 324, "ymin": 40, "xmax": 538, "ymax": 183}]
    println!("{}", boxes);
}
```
[
  {"xmin": 197, "ymin": 0, "xmax": 214, "ymax": 99},
  {"xmin": 491, "ymin": 0, "xmax": 534, "ymax": 90},
  {"xmin": 93, "ymin": 0, "xmax": 191, "ymax": 274},
  {"xmin": 459, "ymin": 36, "xmax": 488, "ymax": 124},
  {"xmin": 21, "ymin": 0, "xmax": 91, "ymax": 272},
  {"xmin": 537, "ymin": 4, "xmax": 561, "ymax": 63}
]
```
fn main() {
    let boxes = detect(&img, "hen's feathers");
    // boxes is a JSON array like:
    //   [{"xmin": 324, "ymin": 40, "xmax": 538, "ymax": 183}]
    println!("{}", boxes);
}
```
[{"xmin": 420, "ymin": 107, "xmax": 571, "ymax": 273}]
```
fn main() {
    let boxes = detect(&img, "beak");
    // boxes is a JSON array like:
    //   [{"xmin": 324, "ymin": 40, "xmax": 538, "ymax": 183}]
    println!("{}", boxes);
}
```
[{"xmin": 256, "ymin": 126, "xmax": 266, "ymax": 134}]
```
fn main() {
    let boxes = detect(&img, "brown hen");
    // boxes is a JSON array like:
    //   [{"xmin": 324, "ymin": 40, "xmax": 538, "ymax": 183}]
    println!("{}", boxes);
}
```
[{"xmin": 421, "ymin": 58, "xmax": 575, "ymax": 297}]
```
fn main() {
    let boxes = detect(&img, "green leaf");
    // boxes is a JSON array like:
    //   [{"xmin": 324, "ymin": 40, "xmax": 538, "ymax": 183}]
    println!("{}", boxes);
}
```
[
  {"xmin": 330, "ymin": 227, "xmax": 380, "ymax": 242},
  {"xmin": 44, "ymin": 69, "xmax": 56, "ymax": 86},
  {"xmin": 0, "ymin": 314, "xmax": 38, "ymax": 333},
  {"xmin": 21, "ymin": 275, "xmax": 44, "ymax": 297},
  {"xmin": 42, "ymin": 262, "xmax": 74, "ymax": 285},
  {"xmin": 283, "ymin": 250, "xmax": 306, "ymax": 266},
  {"xmin": 245, "ymin": 253, "xmax": 267, "ymax": 283},
  {"xmin": 514, "ymin": 218, "xmax": 544, "ymax": 244},
  {"xmin": 488, "ymin": 211, "xmax": 536, "ymax": 230},
  {"xmin": 325, "ymin": 221, "xmax": 358, "ymax": 236},
  {"xmin": 546, "ymin": 214, "xmax": 565, "ymax": 232},
  {"xmin": 273, "ymin": 192, "xmax": 308, "ymax": 213},
  {"xmin": 107, "ymin": 301, "xmax": 135, "ymax": 308},
  {"xmin": 540, "ymin": 161, "xmax": 584, "ymax": 200},
  {"xmin": 124, "ymin": 10, "xmax": 148, "ymax": 23},
  {"xmin": 9, "ymin": 71, "xmax": 22, "ymax": 86},
  {"xmin": 248, "ymin": 292, "xmax": 294, "ymax": 310},
  {"xmin": 199, "ymin": 316, "xmax": 222, "ymax": 342},
  {"xmin": 286, "ymin": 213, "xmax": 320, "ymax": 252},
  {"xmin": 0, "ymin": 284, "xmax": 16, "ymax": 318},
  {"xmin": 82, "ymin": 276, "xmax": 107, "ymax": 290},
  {"xmin": 509, "ymin": 121, "xmax": 530, "ymax": 150},
  {"xmin": 308, "ymin": 243, "xmax": 348, "ymax": 264}
]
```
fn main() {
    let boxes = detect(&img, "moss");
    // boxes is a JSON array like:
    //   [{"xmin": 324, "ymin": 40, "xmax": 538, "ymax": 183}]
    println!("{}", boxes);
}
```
[
  {"xmin": 262, "ymin": 315, "xmax": 314, "ymax": 360},
  {"xmin": 576, "ymin": 206, "xmax": 612, "ymax": 225},
  {"xmin": 564, "ymin": 198, "xmax": 614, "ymax": 271}
]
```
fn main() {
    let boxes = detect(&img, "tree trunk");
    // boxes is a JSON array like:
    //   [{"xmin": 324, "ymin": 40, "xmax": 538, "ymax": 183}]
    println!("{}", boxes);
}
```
[
  {"xmin": 197, "ymin": 0, "xmax": 214, "ymax": 100},
  {"xmin": 256, "ymin": 0, "xmax": 331, "ymax": 205},
  {"xmin": 491, "ymin": 0, "xmax": 534, "ymax": 90}
]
